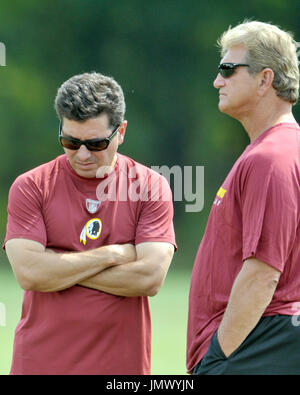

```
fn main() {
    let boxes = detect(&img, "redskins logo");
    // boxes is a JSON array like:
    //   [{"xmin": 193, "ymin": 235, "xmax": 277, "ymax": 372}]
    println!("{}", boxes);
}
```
[{"xmin": 80, "ymin": 218, "xmax": 102, "ymax": 245}]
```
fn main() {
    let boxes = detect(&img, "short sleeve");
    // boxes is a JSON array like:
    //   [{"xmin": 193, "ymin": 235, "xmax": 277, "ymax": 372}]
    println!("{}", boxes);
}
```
[
  {"xmin": 3, "ymin": 174, "xmax": 47, "ymax": 248},
  {"xmin": 135, "ymin": 173, "xmax": 177, "ymax": 250},
  {"xmin": 240, "ymin": 155, "xmax": 298, "ymax": 272}
]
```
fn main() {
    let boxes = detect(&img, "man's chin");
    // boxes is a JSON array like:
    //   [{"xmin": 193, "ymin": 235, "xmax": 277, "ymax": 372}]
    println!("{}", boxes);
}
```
[
  {"xmin": 218, "ymin": 100, "xmax": 227, "ymax": 113},
  {"xmin": 74, "ymin": 166, "xmax": 97, "ymax": 179},
  {"xmin": 73, "ymin": 165, "xmax": 115, "ymax": 179},
  {"xmin": 218, "ymin": 102, "xmax": 234, "ymax": 117}
]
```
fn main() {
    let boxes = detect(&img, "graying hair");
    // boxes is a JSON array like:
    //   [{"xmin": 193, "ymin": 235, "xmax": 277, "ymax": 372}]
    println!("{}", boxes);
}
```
[
  {"xmin": 54, "ymin": 72, "xmax": 126, "ymax": 127},
  {"xmin": 218, "ymin": 20, "xmax": 300, "ymax": 104}
]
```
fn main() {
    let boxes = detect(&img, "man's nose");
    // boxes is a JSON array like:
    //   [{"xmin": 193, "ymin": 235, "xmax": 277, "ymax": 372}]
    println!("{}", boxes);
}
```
[
  {"xmin": 76, "ymin": 144, "xmax": 92, "ymax": 160},
  {"xmin": 213, "ymin": 73, "xmax": 225, "ymax": 89}
]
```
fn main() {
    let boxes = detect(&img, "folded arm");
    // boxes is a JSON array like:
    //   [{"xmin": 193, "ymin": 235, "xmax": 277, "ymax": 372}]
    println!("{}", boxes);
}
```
[
  {"xmin": 5, "ymin": 238, "xmax": 136, "ymax": 292},
  {"xmin": 79, "ymin": 241, "xmax": 175, "ymax": 297}
]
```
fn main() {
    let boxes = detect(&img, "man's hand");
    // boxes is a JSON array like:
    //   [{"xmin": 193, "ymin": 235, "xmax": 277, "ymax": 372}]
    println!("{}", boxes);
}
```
[
  {"xmin": 217, "ymin": 257, "xmax": 281, "ymax": 357},
  {"xmin": 79, "ymin": 241, "xmax": 174, "ymax": 297},
  {"xmin": 109, "ymin": 244, "xmax": 137, "ymax": 265},
  {"xmin": 46, "ymin": 243, "xmax": 136, "ymax": 264}
]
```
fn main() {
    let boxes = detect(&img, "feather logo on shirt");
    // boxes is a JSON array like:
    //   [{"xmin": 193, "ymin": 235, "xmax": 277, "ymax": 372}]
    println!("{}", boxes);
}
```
[
  {"xmin": 80, "ymin": 218, "xmax": 102, "ymax": 245},
  {"xmin": 213, "ymin": 187, "xmax": 227, "ymax": 206}
]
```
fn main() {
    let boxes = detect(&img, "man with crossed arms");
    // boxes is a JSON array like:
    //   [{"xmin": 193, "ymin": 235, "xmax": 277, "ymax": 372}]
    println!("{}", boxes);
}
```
[{"xmin": 4, "ymin": 72, "xmax": 176, "ymax": 375}]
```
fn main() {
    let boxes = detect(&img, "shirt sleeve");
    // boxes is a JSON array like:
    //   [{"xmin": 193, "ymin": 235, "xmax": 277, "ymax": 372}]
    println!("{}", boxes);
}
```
[
  {"xmin": 3, "ymin": 174, "xmax": 47, "ymax": 248},
  {"xmin": 135, "ymin": 173, "xmax": 177, "ymax": 250},
  {"xmin": 240, "ymin": 154, "xmax": 298, "ymax": 272}
]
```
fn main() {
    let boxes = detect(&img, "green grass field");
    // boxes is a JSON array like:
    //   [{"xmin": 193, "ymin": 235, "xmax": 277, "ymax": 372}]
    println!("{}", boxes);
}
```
[{"xmin": 0, "ymin": 261, "xmax": 190, "ymax": 375}]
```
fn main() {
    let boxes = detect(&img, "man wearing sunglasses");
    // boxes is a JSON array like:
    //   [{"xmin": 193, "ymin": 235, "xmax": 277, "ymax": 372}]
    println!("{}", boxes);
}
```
[
  {"xmin": 3, "ymin": 72, "xmax": 176, "ymax": 375},
  {"xmin": 187, "ymin": 21, "xmax": 300, "ymax": 375}
]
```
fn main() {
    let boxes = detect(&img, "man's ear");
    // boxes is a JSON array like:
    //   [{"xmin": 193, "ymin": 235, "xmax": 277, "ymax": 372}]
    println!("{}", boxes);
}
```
[
  {"xmin": 117, "ymin": 120, "xmax": 127, "ymax": 145},
  {"xmin": 257, "ymin": 68, "xmax": 274, "ymax": 96}
]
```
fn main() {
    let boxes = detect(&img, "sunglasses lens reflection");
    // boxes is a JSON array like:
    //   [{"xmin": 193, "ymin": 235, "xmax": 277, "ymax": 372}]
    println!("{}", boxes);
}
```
[
  {"xmin": 60, "ymin": 137, "xmax": 81, "ymax": 150},
  {"xmin": 220, "ymin": 69, "xmax": 234, "ymax": 78},
  {"xmin": 219, "ymin": 65, "xmax": 235, "ymax": 78},
  {"xmin": 60, "ymin": 136, "xmax": 109, "ymax": 151},
  {"xmin": 86, "ymin": 141, "xmax": 108, "ymax": 151}
]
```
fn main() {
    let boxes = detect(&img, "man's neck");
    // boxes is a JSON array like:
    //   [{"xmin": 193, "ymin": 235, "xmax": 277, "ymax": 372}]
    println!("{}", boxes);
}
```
[
  {"xmin": 95, "ymin": 154, "xmax": 118, "ymax": 178},
  {"xmin": 239, "ymin": 100, "xmax": 296, "ymax": 143}
]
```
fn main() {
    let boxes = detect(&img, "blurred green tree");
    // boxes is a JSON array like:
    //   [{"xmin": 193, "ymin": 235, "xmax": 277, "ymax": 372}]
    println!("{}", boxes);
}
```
[{"xmin": 0, "ymin": 0, "xmax": 299, "ymax": 267}]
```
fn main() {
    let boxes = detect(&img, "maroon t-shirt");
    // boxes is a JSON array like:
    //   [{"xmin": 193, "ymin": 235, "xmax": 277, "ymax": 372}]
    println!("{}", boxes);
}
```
[
  {"xmin": 187, "ymin": 123, "xmax": 300, "ymax": 373},
  {"xmin": 4, "ymin": 153, "xmax": 176, "ymax": 375}
]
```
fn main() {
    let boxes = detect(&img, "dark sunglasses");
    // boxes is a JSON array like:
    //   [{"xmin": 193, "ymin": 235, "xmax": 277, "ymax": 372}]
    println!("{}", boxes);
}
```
[
  {"xmin": 218, "ymin": 62, "xmax": 250, "ymax": 78},
  {"xmin": 59, "ymin": 122, "xmax": 120, "ymax": 152}
]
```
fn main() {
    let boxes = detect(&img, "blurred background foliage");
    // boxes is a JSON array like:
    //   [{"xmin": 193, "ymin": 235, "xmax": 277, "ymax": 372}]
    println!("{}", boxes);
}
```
[
  {"xmin": 0, "ymin": 0, "xmax": 299, "ymax": 374},
  {"xmin": 0, "ymin": 0, "xmax": 299, "ymax": 267}
]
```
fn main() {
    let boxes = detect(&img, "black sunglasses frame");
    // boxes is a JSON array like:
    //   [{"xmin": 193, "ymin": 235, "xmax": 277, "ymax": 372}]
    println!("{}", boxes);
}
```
[
  {"xmin": 218, "ymin": 62, "xmax": 250, "ymax": 78},
  {"xmin": 58, "ymin": 122, "xmax": 120, "ymax": 152}
]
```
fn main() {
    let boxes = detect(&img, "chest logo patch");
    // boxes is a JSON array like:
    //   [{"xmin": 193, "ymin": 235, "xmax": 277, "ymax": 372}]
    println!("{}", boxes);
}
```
[
  {"xmin": 86, "ymin": 198, "xmax": 101, "ymax": 214},
  {"xmin": 80, "ymin": 218, "xmax": 102, "ymax": 245}
]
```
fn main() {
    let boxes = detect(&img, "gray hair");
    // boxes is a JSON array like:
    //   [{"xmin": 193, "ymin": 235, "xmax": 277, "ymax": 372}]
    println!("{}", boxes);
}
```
[
  {"xmin": 54, "ymin": 72, "xmax": 126, "ymax": 127},
  {"xmin": 218, "ymin": 20, "xmax": 300, "ymax": 104}
]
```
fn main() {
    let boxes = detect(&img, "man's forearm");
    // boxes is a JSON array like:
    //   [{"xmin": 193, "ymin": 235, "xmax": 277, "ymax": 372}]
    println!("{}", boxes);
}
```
[
  {"xmin": 6, "ymin": 238, "xmax": 136, "ymax": 293},
  {"xmin": 79, "ymin": 259, "xmax": 160, "ymax": 297},
  {"xmin": 217, "ymin": 258, "xmax": 280, "ymax": 357},
  {"xmin": 24, "ymin": 246, "xmax": 120, "ymax": 292},
  {"xmin": 78, "ymin": 242, "xmax": 174, "ymax": 297}
]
